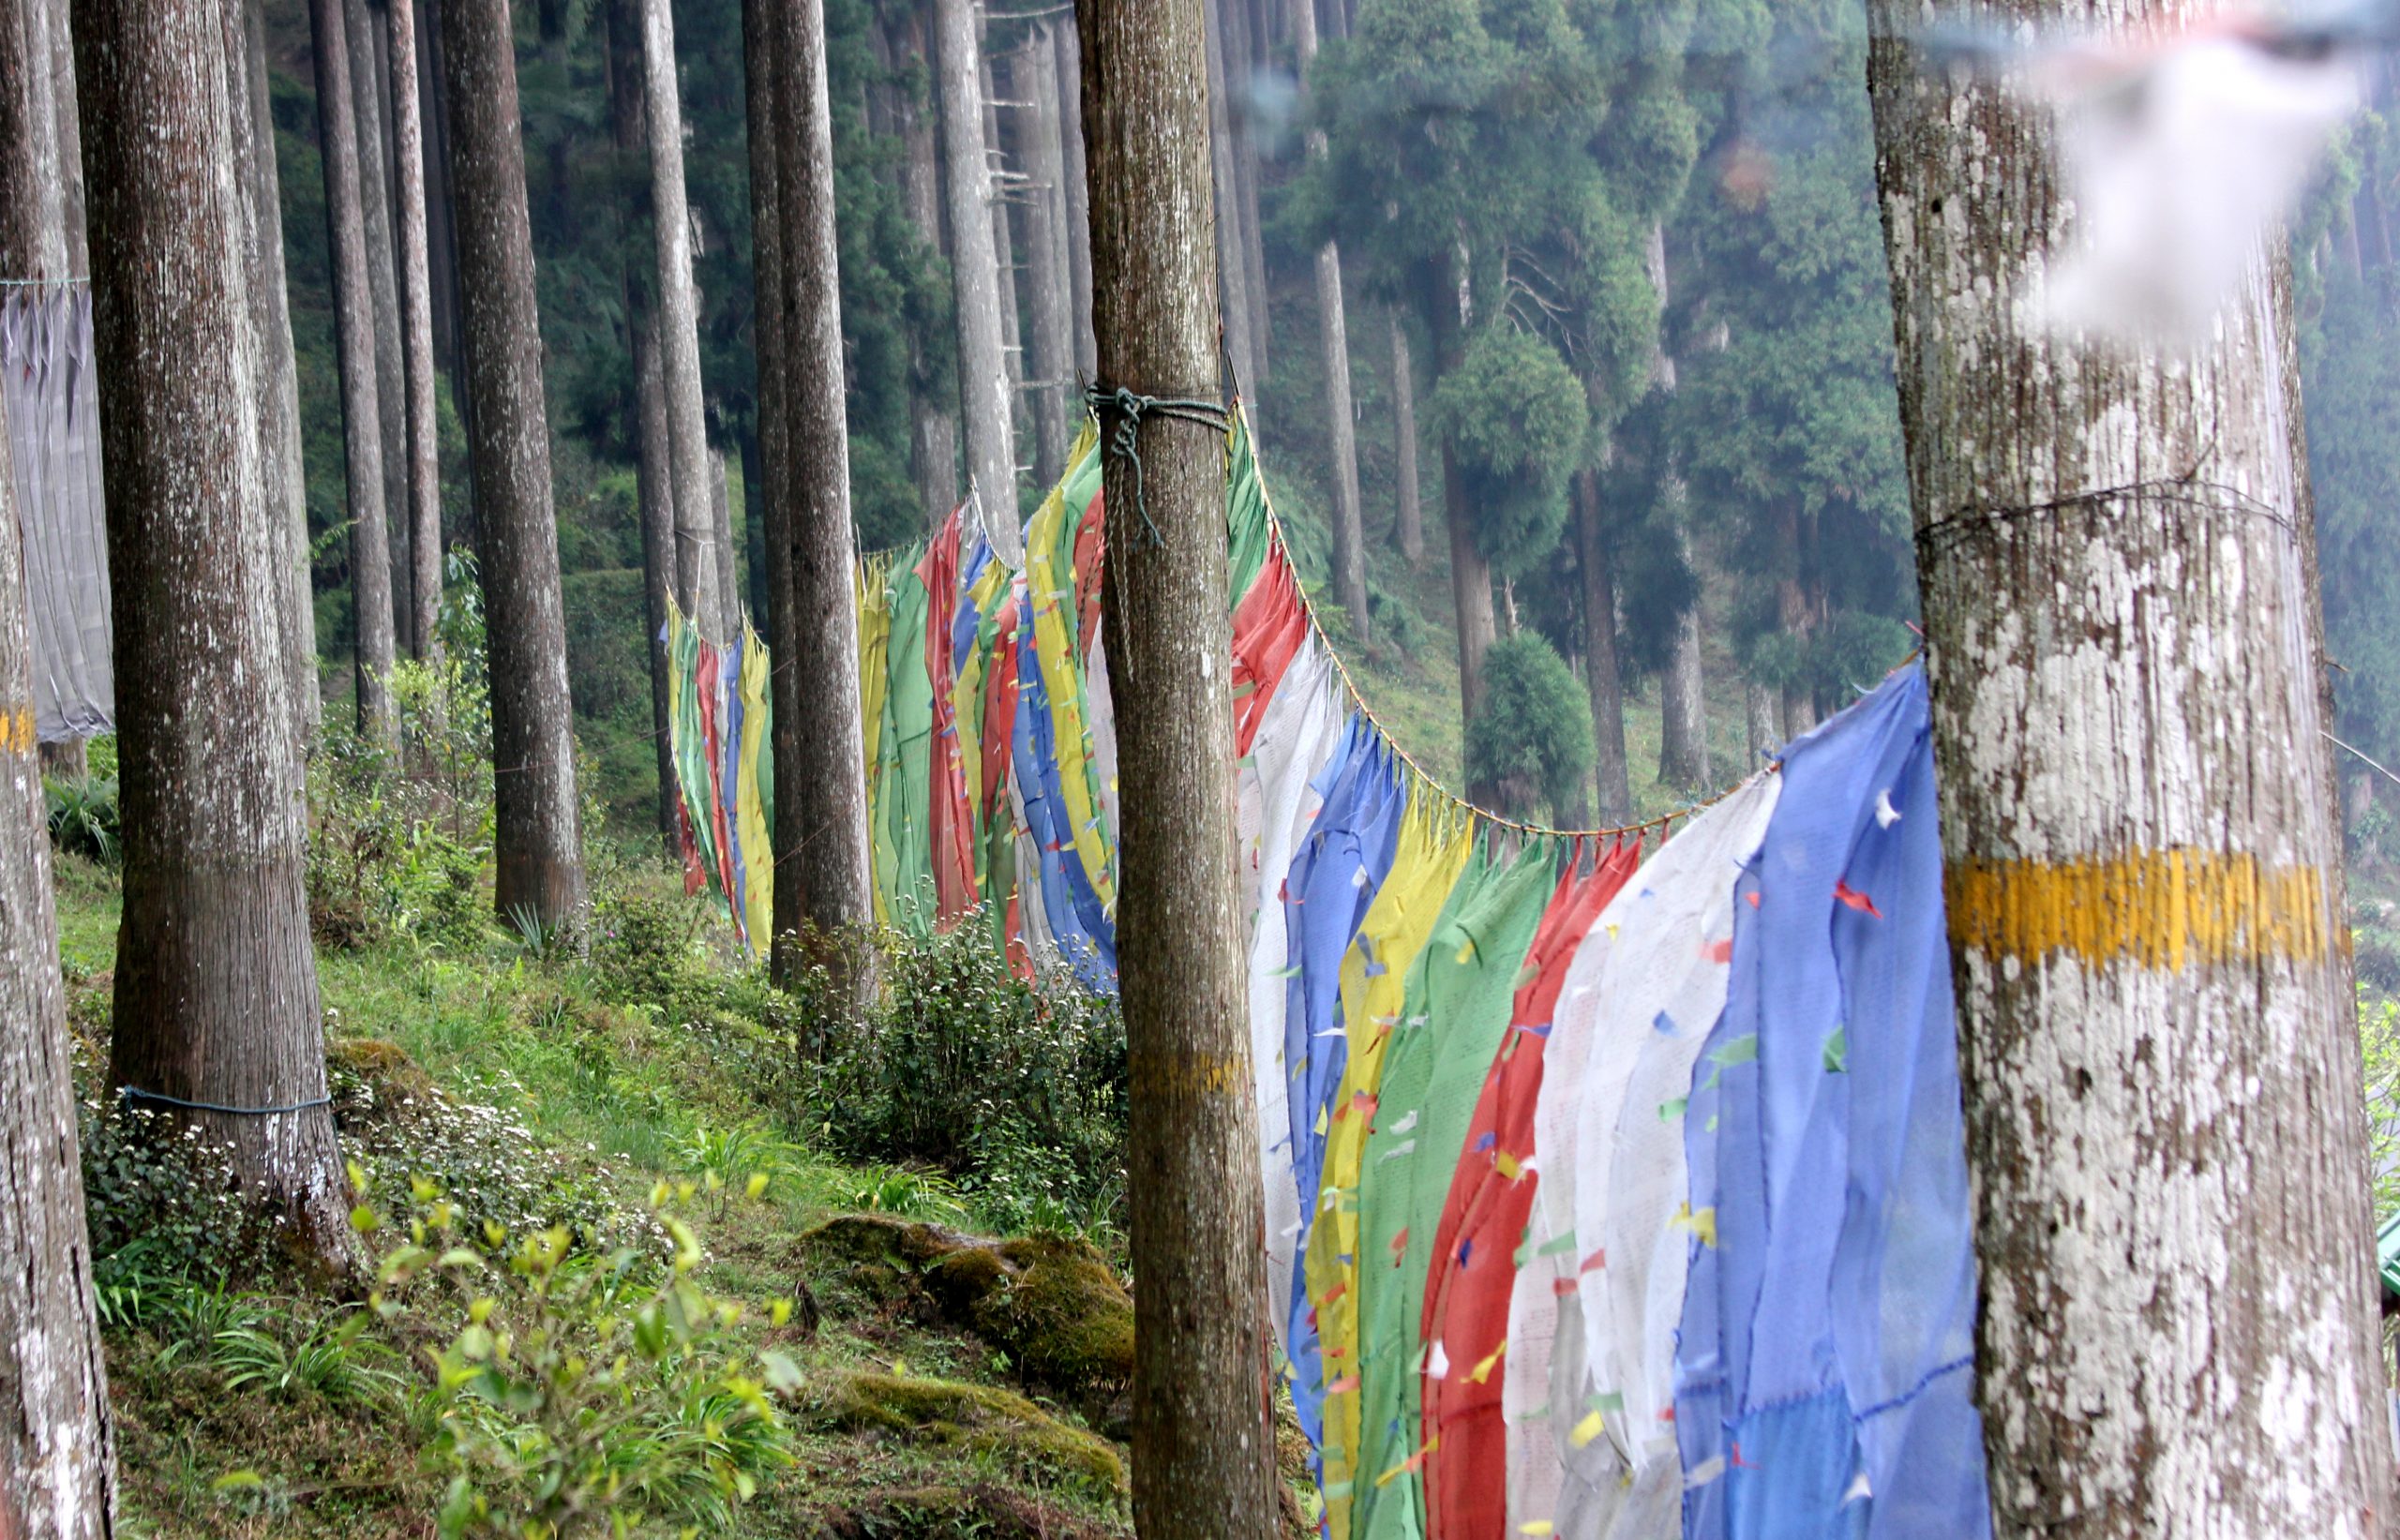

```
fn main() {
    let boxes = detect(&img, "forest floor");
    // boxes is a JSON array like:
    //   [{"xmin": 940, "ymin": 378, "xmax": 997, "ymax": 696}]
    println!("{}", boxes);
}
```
[{"xmin": 53, "ymin": 853, "xmax": 1304, "ymax": 1539}]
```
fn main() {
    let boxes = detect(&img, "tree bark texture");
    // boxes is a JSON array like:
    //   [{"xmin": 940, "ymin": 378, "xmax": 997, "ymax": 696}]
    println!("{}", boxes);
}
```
[
  {"xmin": 642, "ymin": 0, "xmax": 716, "ymax": 623},
  {"xmin": 1222, "ymin": 0, "xmax": 1267, "ymax": 388},
  {"xmin": 12, "ymin": 0, "xmax": 68, "ymax": 277},
  {"xmin": 0, "ymin": 0, "xmax": 45, "ymax": 277},
  {"xmin": 1389, "ymin": 313, "xmax": 1421, "ymax": 563},
  {"xmin": 1012, "ymin": 30, "xmax": 1073, "ymax": 488},
  {"xmin": 344, "ymin": 0, "xmax": 409, "ymax": 599},
  {"xmin": 1290, "ymin": 0, "xmax": 1365, "ymax": 642},
  {"xmin": 1655, "ymin": 516, "xmax": 1708, "ymax": 791},
  {"xmin": 933, "ymin": 0, "xmax": 1017, "ymax": 549},
  {"xmin": 1743, "ymin": 678, "xmax": 1780, "ymax": 767},
  {"xmin": 1079, "ymin": 0, "xmax": 1282, "ymax": 1524},
  {"xmin": 708, "ymin": 444, "xmax": 739, "ymax": 635},
  {"xmin": 440, "ymin": 0, "xmax": 589, "ymax": 926},
  {"xmin": 1200, "ymin": 0, "xmax": 1254, "ymax": 397},
  {"xmin": 0, "ymin": 349, "xmax": 115, "ymax": 1540},
  {"xmin": 387, "ymin": 0, "xmax": 442, "ymax": 664},
  {"xmin": 44, "ymin": 0, "xmax": 87, "ymax": 277},
  {"xmin": 759, "ymin": 0, "xmax": 874, "ymax": 978},
  {"xmin": 1574, "ymin": 467, "xmax": 1629, "ymax": 824},
  {"xmin": 79, "ymin": 0, "xmax": 352, "ymax": 1260},
  {"xmin": 245, "ymin": 0, "xmax": 322, "ymax": 743},
  {"xmin": 311, "ymin": 0, "xmax": 400, "ymax": 746},
  {"xmin": 894, "ymin": 0, "xmax": 958, "ymax": 528},
  {"xmin": 1052, "ymin": 15, "xmax": 1094, "ymax": 376},
  {"xmin": 1865, "ymin": 6, "xmax": 2396, "ymax": 1535}
]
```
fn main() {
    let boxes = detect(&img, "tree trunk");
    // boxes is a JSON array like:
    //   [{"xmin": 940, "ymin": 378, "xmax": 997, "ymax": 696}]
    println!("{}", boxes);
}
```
[
  {"xmin": 311, "ymin": 0, "xmax": 399, "ymax": 746},
  {"xmin": 1743, "ymin": 677, "xmax": 1780, "ymax": 764},
  {"xmin": 744, "ymin": 0, "xmax": 796, "ymax": 966},
  {"xmin": 1574, "ymin": 466, "xmax": 1629, "ymax": 824},
  {"xmin": 1077, "ymin": 0, "xmax": 1280, "ymax": 1522},
  {"xmin": 1447, "ymin": 440, "xmax": 1495, "ymax": 773},
  {"xmin": 641, "ymin": 0, "xmax": 715, "ymax": 626},
  {"xmin": 441, "ymin": 0, "xmax": 588, "ymax": 928},
  {"xmin": 1291, "ymin": 0, "xmax": 1364, "ymax": 642},
  {"xmin": 0, "ymin": 308, "xmax": 116, "ymax": 1540},
  {"xmin": 1012, "ymin": 31, "xmax": 1073, "ymax": 488},
  {"xmin": 81, "ymin": 0, "xmax": 353, "ymax": 1261},
  {"xmin": 387, "ymin": 0, "xmax": 442, "ymax": 665},
  {"xmin": 414, "ymin": 0, "xmax": 461, "ymax": 380},
  {"xmin": 708, "ymin": 444, "xmax": 739, "ymax": 635},
  {"xmin": 1052, "ymin": 16, "xmax": 1094, "ymax": 377},
  {"xmin": 1865, "ymin": 9, "xmax": 2396, "ymax": 1536},
  {"xmin": 1199, "ymin": 0, "xmax": 1253, "ymax": 396},
  {"xmin": 0, "ymin": 0, "xmax": 48, "ymax": 276},
  {"xmin": 757, "ymin": 0, "xmax": 873, "ymax": 983},
  {"xmin": 1223, "ymin": 0, "xmax": 1268, "ymax": 389},
  {"xmin": 1389, "ymin": 312, "xmax": 1422, "ymax": 563},
  {"xmin": 344, "ymin": 0, "xmax": 408, "ymax": 620},
  {"xmin": 894, "ymin": 0, "xmax": 958, "ymax": 527},
  {"xmin": 45, "ymin": 0, "xmax": 86, "ymax": 277},
  {"xmin": 932, "ymin": 0, "xmax": 1016, "ymax": 552},
  {"xmin": 982, "ymin": 53, "xmax": 1024, "ymax": 409},
  {"xmin": 1648, "ymin": 223, "xmax": 1706, "ymax": 792},
  {"xmin": 245, "ymin": 0, "xmax": 322, "ymax": 744}
]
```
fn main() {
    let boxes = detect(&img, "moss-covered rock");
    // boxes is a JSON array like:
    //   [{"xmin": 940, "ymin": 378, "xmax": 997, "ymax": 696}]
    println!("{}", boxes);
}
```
[
  {"xmin": 814, "ymin": 1371, "xmax": 1127, "ymax": 1501},
  {"xmin": 326, "ymin": 1037, "xmax": 437, "ymax": 1129}
]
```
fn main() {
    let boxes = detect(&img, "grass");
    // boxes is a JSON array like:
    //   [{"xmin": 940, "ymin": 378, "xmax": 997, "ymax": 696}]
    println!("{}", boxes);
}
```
[{"xmin": 53, "ymin": 855, "xmax": 1196, "ymax": 1540}]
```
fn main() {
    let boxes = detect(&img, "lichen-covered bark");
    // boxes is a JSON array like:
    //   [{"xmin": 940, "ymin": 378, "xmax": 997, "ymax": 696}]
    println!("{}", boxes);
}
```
[
  {"xmin": 1052, "ymin": 17, "xmax": 1094, "ymax": 377},
  {"xmin": 44, "ymin": 0, "xmax": 84, "ymax": 277},
  {"xmin": 81, "ymin": 0, "xmax": 352, "ymax": 1262},
  {"xmin": 0, "ymin": 0, "xmax": 45, "ymax": 277},
  {"xmin": 641, "ymin": 0, "xmax": 715, "ymax": 621},
  {"xmin": 440, "ymin": 0, "xmax": 588, "ymax": 927},
  {"xmin": 1390, "ymin": 314, "xmax": 1423, "ymax": 564},
  {"xmin": 311, "ymin": 0, "xmax": 399, "ymax": 745},
  {"xmin": 1864, "ymin": 5, "xmax": 2396, "ymax": 1533},
  {"xmin": 1012, "ymin": 31, "xmax": 1074, "ymax": 490},
  {"xmin": 0, "ymin": 330, "xmax": 115, "ymax": 1540},
  {"xmin": 891, "ymin": 0, "xmax": 958, "ymax": 528},
  {"xmin": 1575, "ymin": 466, "xmax": 1630, "ymax": 823},
  {"xmin": 387, "ymin": 0, "xmax": 443, "ymax": 665},
  {"xmin": 1078, "ymin": 0, "xmax": 1280, "ymax": 1524},
  {"xmin": 760, "ymin": 0, "xmax": 873, "ymax": 981},
  {"xmin": 1292, "ymin": 0, "xmax": 1366, "ymax": 644},
  {"xmin": 244, "ymin": 0, "xmax": 322, "ymax": 743},
  {"xmin": 932, "ymin": 0, "xmax": 1016, "ymax": 555},
  {"xmin": 343, "ymin": 0, "xmax": 408, "ymax": 601}
]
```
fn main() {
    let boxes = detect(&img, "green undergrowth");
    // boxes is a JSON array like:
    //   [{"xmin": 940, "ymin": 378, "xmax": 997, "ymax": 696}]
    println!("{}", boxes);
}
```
[{"xmin": 50, "ymin": 845, "xmax": 1236, "ymax": 1539}]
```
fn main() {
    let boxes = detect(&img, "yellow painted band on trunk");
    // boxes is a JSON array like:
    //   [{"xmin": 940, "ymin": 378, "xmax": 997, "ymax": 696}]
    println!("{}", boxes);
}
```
[
  {"xmin": 3, "ymin": 706, "xmax": 32, "ymax": 755},
  {"xmin": 1945, "ymin": 849, "xmax": 2330, "ymax": 969}
]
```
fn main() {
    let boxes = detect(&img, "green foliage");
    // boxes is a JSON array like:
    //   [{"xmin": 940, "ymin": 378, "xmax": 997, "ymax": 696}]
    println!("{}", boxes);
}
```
[
  {"xmin": 81, "ymin": 1102, "xmax": 286, "ymax": 1298},
  {"xmin": 1466, "ymin": 633, "xmax": 1595, "ymax": 820},
  {"xmin": 800, "ymin": 924, "xmax": 1127, "ymax": 1237},
  {"xmin": 2361, "ymin": 985, "xmax": 2400, "ymax": 1224},
  {"xmin": 307, "ymin": 730, "xmax": 491, "ymax": 953},
  {"xmin": 1432, "ymin": 325, "xmax": 1588, "ymax": 576},
  {"xmin": 367, "ymin": 1186, "xmax": 799, "ymax": 1537},
  {"xmin": 44, "ymin": 774, "xmax": 121, "ymax": 867},
  {"xmin": 212, "ymin": 1307, "xmax": 407, "ymax": 1410}
]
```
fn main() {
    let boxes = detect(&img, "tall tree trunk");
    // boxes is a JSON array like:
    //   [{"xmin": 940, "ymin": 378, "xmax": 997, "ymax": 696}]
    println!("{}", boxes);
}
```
[
  {"xmin": 1435, "ymin": 262, "xmax": 1495, "ymax": 779},
  {"xmin": 1223, "ymin": 0, "xmax": 1267, "ymax": 389},
  {"xmin": 45, "ymin": 0, "xmax": 86, "ymax": 276},
  {"xmin": 757, "ymin": 0, "xmax": 873, "ymax": 984},
  {"xmin": 1199, "ymin": 0, "xmax": 1253, "ymax": 396},
  {"xmin": 642, "ymin": 0, "xmax": 715, "ymax": 622},
  {"xmin": 0, "ymin": 0, "xmax": 43, "ymax": 276},
  {"xmin": 1053, "ymin": 16, "xmax": 1094, "ymax": 376},
  {"xmin": 388, "ymin": 0, "xmax": 442, "ymax": 665},
  {"xmin": 1389, "ymin": 313, "xmax": 1422, "ymax": 563},
  {"xmin": 246, "ymin": 0, "xmax": 322, "ymax": 743},
  {"xmin": 344, "ymin": 0, "xmax": 408, "ymax": 620},
  {"xmin": 932, "ymin": 0, "xmax": 1017, "ymax": 553},
  {"xmin": 1291, "ymin": 0, "xmax": 1364, "ymax": 641},
  {"xmin": 982, "ymin": 52, "xmax": 1024, "ymax": 410},
  {"xmin": 894, "ymin": 0, "xmax": 958, "ymax": 526},
  {"xmin": 0, "ymin": 335, "xmax": 115, "ymax": 1540},
  {"xmin": 414, "ymin": 0, "xmax": 461, "ymax": 380},
  {"xmin": 82, "ymin": 0, "xmax": 352, "ymax": 1261},
  {"xmin": 1012, "ymin": 31, "xmax": 1073, "ymax": 488},
  {"xmin": 1866, "ymin": 12, "xmax": 2396, "ymax": 1536},
  {"xmin": 1078, "ymin": 0, "xmax": 1280, "ymax": 1522},
  {"xmin": 708, "ymin": 444, "xmax": 739, "ymax": 635},
  {"xmin": 1649, "ymin": 224, "xmax": 1706, "ymax": 792},
  {"xmin": 1574, "ymin": 466, "xmax": 1628, "ymax": 824},
  {"xmin": 1742, "ymin": 678, "xmax": 1780, "ymax": 764},
  {"xmin": 441, "ymin": 0, "xmax": 588, "ymax": 928},
  {"xmin": 312, "ymin": 0, "xmax": 399, "ymax": 746},
  {"xmin": 744, "ymin": 0, "xmax": 797, "ymax": 965}
]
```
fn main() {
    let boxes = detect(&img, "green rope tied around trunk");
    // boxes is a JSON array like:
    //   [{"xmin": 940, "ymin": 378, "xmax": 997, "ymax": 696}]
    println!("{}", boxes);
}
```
[{"xmin": 1084, "ymin": 383, "xmax": 1229, "ymax": 549}]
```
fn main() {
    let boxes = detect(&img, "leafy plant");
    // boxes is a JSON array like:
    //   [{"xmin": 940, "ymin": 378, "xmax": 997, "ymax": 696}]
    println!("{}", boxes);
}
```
[
  {"xmin": 212, "ymin": 1307, "xmax": 406, "ymax": 1409},
  {"xmin": 44, "ymin": 774, "xmax": 121, "ymax": 866},
  {"xmin": 1467, "ymin": 632, "xmax": 1598, "ymax": 821}
]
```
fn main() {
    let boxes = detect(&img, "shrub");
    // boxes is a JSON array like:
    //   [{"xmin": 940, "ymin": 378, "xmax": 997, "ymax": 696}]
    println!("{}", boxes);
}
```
[
  {"xmin": 81, "ymin": 1099, "xmax": 287, "ymax": 1297},
  {"xmin": 307, "ymin": 727, "xmax": 489, "ymax": 951},
  {"xmin": 798, "ymin": 923, "xmax": 1127, "ymax": 1236},
  {"xmin": 1433, "ymin": 324, "xmax": 1589, "ymax": 577},
  {"xmin": 44, "ymin": 773, "xmax": 120, "ymax": 866},
  {"xmin": 1467, "ymin": 632, "xmax": 1598, "ymax": 821}
]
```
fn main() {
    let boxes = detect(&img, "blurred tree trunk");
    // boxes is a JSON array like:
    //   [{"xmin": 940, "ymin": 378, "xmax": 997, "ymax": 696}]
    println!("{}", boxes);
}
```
[
  {"xmin": 1866, "ymin": 9, "xmax": 2396, "ymax": 1534},
  {"xmin": 709, "ymin": 444, "xmax": 740, "ymax": 635},
  {"xmin": 982, "ymin": 52, "xmax": 1024, "ymax": 410},
  {"xmin": 244, "ymin": 0, "xmax": 322, "ymax": 744},
  {"xmin": 312, "ymin": 0, "xmax": 400, "ymax": 747},
  {"xmin": 932, "ymin": 0, "xmax": 1017, "ymax": 554},
  {"xmin": 1200, "ymin": 0, "xmax": 1254, "ymax": 396},
  {"xmin": 1434, "ymin": 253, "xmax": 1496, "ymax": 783},
  {"xmin": 388, "ymin": 0, "xmax": 442, "ymax": 665},
  {"xmin": 1053, "ymin": 17, "xmax": 1093, "ymax": 376},
  {"xmin": 1574, "ymin": 467, "xmax": 1629, "ymax": 824},
  {"xmin": 43, "ymin": 0, "xmax": 86, "ymax": 275},
  {"xmin": 440, "ymin": 0, "xmax": 589, "ymax": 928},
  {"xmin": 1743, "ymin": 679, "xmax": 1780, "ymax": 765},
  {"xmin": 1012, "ymin": 30, "xmax": 1073, "ymax": 488},
  {"xmin": 0, "ymin": 313, "xmax": 115, "ymax": 1540},
  {"xmin": 1078, "ymin": 0, "xmax": 1281, "ymax": 1520},
  {"xmin": 1224, "ymin": 0, "xmax": 1267, "ymax": 388},
  {"xmin": 893, "ymin": 0, "xmax": 958, "ymax": 527},
  {"xmin": 344, "ymin": 0, "xmax": 409, "ymax": 616},
  {"xmin": 642, "ymin": 0, "xmax": 715, "ymax": 623},
  {"xmin": 1291, "ymin": 0, "xmax": 1365, "ymax": 641},
  {"xmin": 1650, "ymin": 227, "xmax": 1707, "ymax": 792},
  {"xmin": 755, "ymin": 0, "xmax": 873, "ymax": 990},
  {"xmin": 82, "ymin": 0, "xmax": 353, "ymax": 1261},
  {"xmin": 1389, "ymin": 314, "xmax": 1422, "ymax": 563}
]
